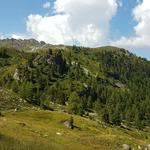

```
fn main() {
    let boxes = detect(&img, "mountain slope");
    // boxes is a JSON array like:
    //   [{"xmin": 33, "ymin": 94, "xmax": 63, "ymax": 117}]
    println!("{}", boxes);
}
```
[
  {"xmin": 0, "ymin": 109, "xmax": 150, "ymax": 150},
  {"xmin": 1, "ymin": 40, "xmax": 150, "ymax": 149},
  {"xmin": 0, "ymin": 40, "xmax": 150, "ymax": 129},
  {"xmin": 0, "ymin": 88, "xmax": 28, "ymax": 110}
]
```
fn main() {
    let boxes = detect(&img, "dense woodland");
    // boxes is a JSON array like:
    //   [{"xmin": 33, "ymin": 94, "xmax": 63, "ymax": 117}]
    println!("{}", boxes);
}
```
[{"xmin": 0, "ymin": 45, "xmax": 150, "ymax": 129}]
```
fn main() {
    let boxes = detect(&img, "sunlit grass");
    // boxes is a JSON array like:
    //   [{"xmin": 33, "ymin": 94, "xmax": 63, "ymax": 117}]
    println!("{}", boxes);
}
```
[{"xmin": 0, "ymin": 108, "xmax": 149, "ymax": 150}]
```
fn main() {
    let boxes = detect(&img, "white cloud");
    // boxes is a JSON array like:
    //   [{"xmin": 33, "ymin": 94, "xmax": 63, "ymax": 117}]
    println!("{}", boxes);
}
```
[
  {"xmin": 43, "ymin": 2, "xmax": 51, "ymax": 9},
  {"xmin": 26, "ymin": 0, "xmax": 120, "ymax": 47},
  {"xmin": 11, "ymin": 34, "xmax": 31, "ymax": 40},
  {"xmin": 112, "ymin": 0, "xmax": 150, "ymax": 50},
  {"xmin": 0, "ymin": 35, "xmax": 4, "ymax": 39}
]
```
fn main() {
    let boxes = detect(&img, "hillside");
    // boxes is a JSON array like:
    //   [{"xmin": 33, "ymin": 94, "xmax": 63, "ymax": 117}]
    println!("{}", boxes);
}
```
[
  {"xmin": 0, "ymin": 88, "xmax": 28, "ymax": 110},
  {"xmin": 0, "ymin": 109, "xmax": 150, "ymax": 150},
  {"xmin": 0, "ymin": 39, "xmax": 150, "ymax": 149}
]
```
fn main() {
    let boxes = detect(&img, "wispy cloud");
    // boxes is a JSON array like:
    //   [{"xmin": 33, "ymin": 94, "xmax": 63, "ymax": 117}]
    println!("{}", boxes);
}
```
[{"xmin": 43, "ymin": 1, "xmax": 51, "ymax": 9}]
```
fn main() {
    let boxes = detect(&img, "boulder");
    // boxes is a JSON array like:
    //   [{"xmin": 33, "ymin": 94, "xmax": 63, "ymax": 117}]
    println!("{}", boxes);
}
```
[
  {"xmin": 13, "ymin": 69, "xmax": 20, "ymax": 81},
  {"xmin": 145, "ymin": 144, "xmax": 150, "ymax": 150},
  {"xmin": 41, "ymin": 104, "xmax": 54, "ymax": 111},
  {"xmin": 122, "ymin": 144, "xmax": 131, "ymax": 150},
  {"xmin": 56, "ymin": 132, "xmax": 61, "ymax": 135},
  {"xmin": 15, "ymin": 106, "xmax": 21, "ymax": 112},
  {"xmin": 61, "ymin": 117, "xmax": 74, "ymax": 129},
  {"xmin": 138, "ymin": 145, "xmax": 142, "ymax": 150},
  {"xmin": 63, "ymin": 120, "xmax": 73, "ymax": 129}
]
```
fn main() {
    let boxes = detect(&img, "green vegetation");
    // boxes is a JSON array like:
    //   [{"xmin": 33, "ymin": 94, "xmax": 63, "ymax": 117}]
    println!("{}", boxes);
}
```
[
  {"xmin": 0, "ymin": 109, "xmax": 149, "ymax": 150},
  {"xmin": 0, "ymin": 44, "xmax": 150, "ymax": 128},
  {"xmin": 0, "ymin": 40, "xmax": 150, "ymax": 149}
]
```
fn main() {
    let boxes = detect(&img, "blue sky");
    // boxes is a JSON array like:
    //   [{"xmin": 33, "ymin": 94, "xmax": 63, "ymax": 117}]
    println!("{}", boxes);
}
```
[
  {"xmin": 0, "ymin": 0, "xmax": 46, "ymax": 34},
  {"xmin": 0, "ymin": 0, "xmax": 136, "ymax": 37},
  {"xmin": 0, "ymin": 0, "xmax": 150, "ymax": 60},
  {"xmin": 110, "ymin": 0, "xmax": 137, "ymax": 38}
]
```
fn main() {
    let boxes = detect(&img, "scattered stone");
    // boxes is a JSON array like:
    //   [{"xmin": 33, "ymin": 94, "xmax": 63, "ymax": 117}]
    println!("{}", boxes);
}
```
[
  {"xmin": 13, "ymin": 69, "xmax": 20, "ymax": 81},
  {"xmin": 15, "ymin": 106, "xmax": 21, "ymax": 112},
  {"xmin": 32, "ymin": 106, "xmax": 36, "ymax": 110},
  {"xmin": 23, "ymin": 100, "xmax": 26, "ymax": 103},
  {"xmin": 41, "ymin": 104, "xmax": 54, "ymax": 111},
  {"xmin": 115, "ymin": 82, "xmax": 125, "ymax": 88},
  {"xmin": 56, "ymin": 132, "xmax": 61, "ymax": 135},
  {"xmin": 138, "ymin": 145, "xmax": 142, "ymax": 150},
  {"xmin": 43, "ymin": 134, "xmax": 48, "ymax": 138},
  {"xmin": 65, "ymin": 102, "xmax": 68, "ymax": 106},
  {"xmin": 145, "ymin": 144, "xmax": 150, "ymax": 150},
  {"xmin": 122, "ymin": 144, "xmax": 131, "ymax": 150}
]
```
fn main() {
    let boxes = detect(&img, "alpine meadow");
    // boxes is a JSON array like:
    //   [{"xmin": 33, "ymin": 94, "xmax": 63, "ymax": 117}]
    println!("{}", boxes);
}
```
[{"xmin": 0, "ymin": 0, "xmax": 150, "ymax": 150}]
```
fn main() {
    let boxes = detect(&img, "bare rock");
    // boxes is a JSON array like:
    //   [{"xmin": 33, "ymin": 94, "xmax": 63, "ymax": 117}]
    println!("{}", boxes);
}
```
[
  {"xmin": 145, "ymin": 144, "xmax": 150, "ymax": 150},
  {"xmin": 61, "ymin": 116, "xmax": 74, "ymax": 129},
  {"xmin": 138, "ymin": 145, "xmax": 142, "ymax": 150},
  {"xmin": 13, "ymin": 69, "xmax": 20, "ymax": 81},
  {"xmin": 122, "ymin": 144, "xmax": 131, "ymax": 150}
]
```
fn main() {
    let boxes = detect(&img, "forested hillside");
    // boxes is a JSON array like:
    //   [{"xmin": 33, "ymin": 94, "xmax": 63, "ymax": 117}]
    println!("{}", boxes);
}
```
[{"xmin": 0, "ymin": 40, "xmax": 150, "ymax": 129}]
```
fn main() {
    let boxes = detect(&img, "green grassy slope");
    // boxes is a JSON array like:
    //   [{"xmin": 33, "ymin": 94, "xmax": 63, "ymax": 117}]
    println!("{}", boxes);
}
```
[{"xmin": 0, "ymin": 109, "xmax": 150, "ymax": 150}]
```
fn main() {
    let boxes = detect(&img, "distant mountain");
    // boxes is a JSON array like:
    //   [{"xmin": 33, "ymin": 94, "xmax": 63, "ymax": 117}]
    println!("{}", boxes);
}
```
[
  {"xmin": 0, "ymin": 39, "xmax": 150, "ymax": 129},
  {"xmin": 0, "ymin": 38, "xmax": 50, "ymax": 52},
  {"xmin": 0, "ymin": 38, "xmax": 71, "ymax": 52}
]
